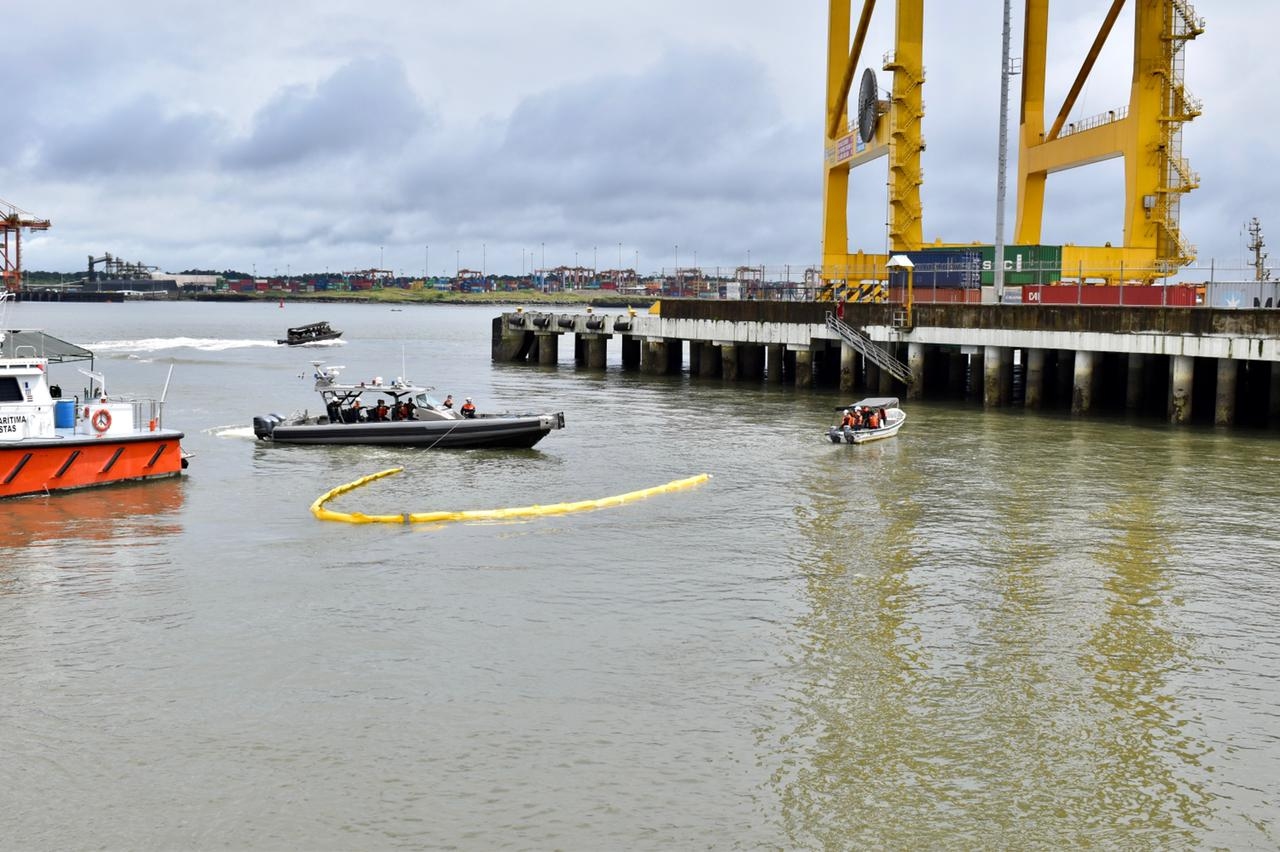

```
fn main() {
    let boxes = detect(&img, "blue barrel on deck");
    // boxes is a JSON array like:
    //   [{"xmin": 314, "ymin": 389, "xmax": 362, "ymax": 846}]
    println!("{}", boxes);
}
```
[{"xmin": 54, "ymin": 399, "xmax": 76, "ymax": 428}]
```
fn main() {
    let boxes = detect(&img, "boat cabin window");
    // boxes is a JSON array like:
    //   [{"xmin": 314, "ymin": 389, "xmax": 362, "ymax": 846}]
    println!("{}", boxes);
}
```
[
  {"xmin": 0, "ymin": 376, "xmax": 24, "ymax": 403},
  {"xmin": 414, "ymin": 392, "xmax": 444, "ymax": 409}
]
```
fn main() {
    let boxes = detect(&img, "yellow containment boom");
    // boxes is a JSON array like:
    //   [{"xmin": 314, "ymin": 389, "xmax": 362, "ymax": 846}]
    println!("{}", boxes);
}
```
[{"xmin": 311, "ymin": 467, "xmax": 711, "ymax": 525}]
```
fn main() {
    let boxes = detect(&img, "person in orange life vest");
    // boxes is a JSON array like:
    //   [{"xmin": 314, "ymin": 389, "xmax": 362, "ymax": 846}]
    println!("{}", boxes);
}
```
[
  {"xmin": 840, "ymin": 408, "xmax": 857, "ymax": 440},
  {"xmin": 374, "ymin": 399, "xmax": 390, "ymax": 421},
  {"xmin": 460, "ymin": 397, "xmax": 476, "ymax": 418},
  {"xmin": 395, "ymin": 401, "xmax": 412, "ymax": 420},
  {"xmin": 443, "ymin": 394, "xmax": 454, "ymax": 409},
  {"xmin": 867, "ymin": 408, "xmax": 881, "ymax": 429}
]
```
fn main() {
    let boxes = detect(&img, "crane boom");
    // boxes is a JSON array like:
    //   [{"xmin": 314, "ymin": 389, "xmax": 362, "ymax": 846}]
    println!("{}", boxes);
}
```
[{"xmin": 0, "ymin": 197, "xmax": 52, "ymax": 293}]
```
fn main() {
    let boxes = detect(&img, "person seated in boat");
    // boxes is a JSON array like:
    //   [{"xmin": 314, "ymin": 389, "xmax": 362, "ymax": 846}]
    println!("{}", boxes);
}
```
[
  {"xmin": 442, "ymin": 394, "xmax": 454, "ymax": 409},
  {"xmin": 345, "ymin": 399, "xmax": 364, "ymax": 422},
  {"xmin": 878, "ymin": 406, "xmax": 888, "ymax": 425},
  {"xmin": 867, "ymin": 408, "xmax": 881, "ymax": 429},
  {"xmin": 374, "ymin": 399, "xmax": 390, "ymax": 421},
  {"xmin": 395, "ymin": 400, "xmax": 413, "ymax": 421},
  {"xmin": 326, "ymin": 400, "xmax": 342, "ymax": 423},
  {"xmin": 840, "ymin": 408, "xmax": 857, "ymax": 440},
  {"xmin": 460, "ymin": 397, "xmax": 476, "ymax": 418}
]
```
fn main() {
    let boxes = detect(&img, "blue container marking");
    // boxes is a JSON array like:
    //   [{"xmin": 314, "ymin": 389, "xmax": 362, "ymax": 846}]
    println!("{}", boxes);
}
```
[{"xmin": 54, "ymin": 399, "xmax": 76, "ymax": 428}]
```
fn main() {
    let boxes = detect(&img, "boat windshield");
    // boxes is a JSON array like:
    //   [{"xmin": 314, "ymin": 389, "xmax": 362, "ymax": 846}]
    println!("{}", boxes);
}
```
[{"xmin": 414, "ymin": 392, "xmax": 445, "ymax": 409}]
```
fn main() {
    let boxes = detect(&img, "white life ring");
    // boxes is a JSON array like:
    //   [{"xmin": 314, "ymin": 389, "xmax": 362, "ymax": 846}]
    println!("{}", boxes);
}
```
[{"xmin": 91, "ymin": 409, "xmax": 112, "ymax": 433}]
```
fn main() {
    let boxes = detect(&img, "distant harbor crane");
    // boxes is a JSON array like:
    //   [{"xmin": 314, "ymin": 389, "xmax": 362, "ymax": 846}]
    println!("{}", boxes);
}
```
[{"xmin": 1, "ymin": 197, "xmax": 51, "ymax": 293}]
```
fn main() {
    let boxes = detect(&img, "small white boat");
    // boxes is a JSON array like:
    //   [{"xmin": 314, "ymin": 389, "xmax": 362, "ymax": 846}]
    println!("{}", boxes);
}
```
[{"xmin": 827, "ymin": 396, "xmax": 906, "ymax": 445}]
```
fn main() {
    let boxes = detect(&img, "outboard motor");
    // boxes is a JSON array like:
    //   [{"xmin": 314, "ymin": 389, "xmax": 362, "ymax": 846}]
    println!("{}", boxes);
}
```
[{"xmin": 253, "ymin": 413, "xmax": 283, "ymax": 440}]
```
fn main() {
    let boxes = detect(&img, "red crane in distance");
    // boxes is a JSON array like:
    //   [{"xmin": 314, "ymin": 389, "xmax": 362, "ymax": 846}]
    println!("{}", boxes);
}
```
[{"xmin": 1, "ymin": 197, "xmax": 51, "ymax": 293}]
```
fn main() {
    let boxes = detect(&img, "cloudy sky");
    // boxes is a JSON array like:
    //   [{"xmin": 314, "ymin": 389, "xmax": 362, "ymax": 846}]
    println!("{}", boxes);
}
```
[{"xmin": 3, "ymin": 1, "xmax": 1275, "ymax": 278}]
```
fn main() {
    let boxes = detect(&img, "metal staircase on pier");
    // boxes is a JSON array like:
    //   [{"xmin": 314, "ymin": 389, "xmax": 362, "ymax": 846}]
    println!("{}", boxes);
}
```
[{"xmin": 825, "ymin": 312, "xmax": 913, "ymax": 385}]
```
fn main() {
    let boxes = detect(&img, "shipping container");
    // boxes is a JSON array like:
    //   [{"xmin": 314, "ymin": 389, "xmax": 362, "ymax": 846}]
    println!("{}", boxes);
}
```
[
  {"xmin": 935, "ymin": 244, "xmax": 1065, "ymax": 286},
  {"xmin": 1203, "ymin": 281, "xmax": 1280, "ymax": 308},
  {"xmin": 1022, "ymin": 284, "xmax": 1197, "ymax": 306},
  {"xmin": 887, "ymin": 249, "xmax": 982, "ymax": 290}
]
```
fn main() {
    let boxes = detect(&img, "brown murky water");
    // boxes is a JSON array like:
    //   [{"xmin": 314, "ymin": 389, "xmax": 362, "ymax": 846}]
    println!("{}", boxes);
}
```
[{"xmin": 2, "ymin": 302, "xmax": 1277, "ymax": 849}]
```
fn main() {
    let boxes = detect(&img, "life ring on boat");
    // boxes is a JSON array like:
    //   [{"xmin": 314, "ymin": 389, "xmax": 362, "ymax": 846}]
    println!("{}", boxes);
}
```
[{"xmin": 91, "ymin": 409, "xmax": 112, "ymax": 433}]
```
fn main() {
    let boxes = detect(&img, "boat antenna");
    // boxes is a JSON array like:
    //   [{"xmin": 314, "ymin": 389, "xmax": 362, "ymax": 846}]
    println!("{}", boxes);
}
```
[{"xmin": 160, "ymin": 363, "xmax": 174, "ymax": 403}]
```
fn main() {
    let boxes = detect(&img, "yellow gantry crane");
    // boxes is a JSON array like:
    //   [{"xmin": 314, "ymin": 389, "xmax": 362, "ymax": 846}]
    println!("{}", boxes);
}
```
[{"xmin": 821, "ymin": 0, "xmax": 1204, "ymax": 299}]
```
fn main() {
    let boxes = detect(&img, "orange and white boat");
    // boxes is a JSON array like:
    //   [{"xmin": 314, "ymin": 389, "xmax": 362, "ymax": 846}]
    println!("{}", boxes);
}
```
[{"xmin": 0, "ymin": 298, "xmax": 188, "ymax": 499}]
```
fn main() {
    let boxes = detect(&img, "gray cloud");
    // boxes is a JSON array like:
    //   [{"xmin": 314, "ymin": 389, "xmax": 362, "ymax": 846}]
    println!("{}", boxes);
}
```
[
  {"xmin": 35, "ymin": 96, "xmax": 225, "ymax": 177},
  {"xmin": 224, "ymin": 55, "xmax": 432, "ymax": 170}
]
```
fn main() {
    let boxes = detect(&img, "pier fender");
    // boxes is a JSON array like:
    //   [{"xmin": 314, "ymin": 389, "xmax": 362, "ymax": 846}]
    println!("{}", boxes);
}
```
[
  {"xmin": 585, "ymin": 316, "xmax": 605, "ymax": 330},
  {"xmin": 613, "ymin": 318, "xmax": 632, "ymax": 332},
  {"xmin": 507, "ymin": 313, "xmax": 526, "ymax": 328},
  {"xmin": 556, "ymin": 315, "xmax": 576, "ymax": 330},
  {"xmin": 532, "ymin": 313, "xmax": 552, "ymax": 329}
]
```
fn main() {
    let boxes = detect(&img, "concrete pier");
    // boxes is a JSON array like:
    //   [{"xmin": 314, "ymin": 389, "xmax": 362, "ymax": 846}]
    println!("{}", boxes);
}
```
[
  {"xmin": 1025, "ymin": 348, "xmax": 1045, "ymax": 409},
  {"xmin": 585, "ymin": 335, "xmax": 608, "ymax": 369},
  {"xmin": 983, "ymin": 346, "xmax": 1001, "ymax": 408},
  {"xmin": 1125, "ymin": 353, "xmax": 1145, "ymax": 410},
  {"xmin": 840, "ymin": 343, "xmax": 857, "ymax": 393},
  {"xmin": 1215, "ymin": 358, "xmax": 1237, "ymax": 426},
  {"xmin": 537, "ymin": 332, "xmax": 558, "ymax": 366},
  {"xmin": 794, "ymin": 349, "xmax": 814, "ymax": 389},
  {"xmin": 721, "ymin": 343, "xmax": 740, "ymax": 381},
  {"xmin": 1170, "ymin": 355, "xmax": 1194, "ymax": 424},
  {"xmin": 1071, "ymin": 350, "xmax": 1095, "ymax": 414},
  {"xmin": 907, "ymin": 343, "xmax": 925, "ymax": 399},
  {"xmin": 698, "ymin": 342, "xmax": 720, "ymax": 378},
  {"xmin": 492, "ymin": 303, "xmax": 1280, "ymax": 431}
]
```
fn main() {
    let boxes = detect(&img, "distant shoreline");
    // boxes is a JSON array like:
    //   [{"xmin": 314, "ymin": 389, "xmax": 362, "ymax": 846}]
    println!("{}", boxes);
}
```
[
  {"xmin": 18, "ymin": 289, "xmax": 655, "ymax": 309},
  {"xmin": 191, "ymin": 291, "xmax": 653, "ymax": 309}
]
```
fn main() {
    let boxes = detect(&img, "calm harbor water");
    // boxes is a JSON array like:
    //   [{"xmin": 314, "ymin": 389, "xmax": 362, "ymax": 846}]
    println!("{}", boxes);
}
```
[{"xmin": 2, "ymin": 300, "xmax": 1278, "ymax": 849}]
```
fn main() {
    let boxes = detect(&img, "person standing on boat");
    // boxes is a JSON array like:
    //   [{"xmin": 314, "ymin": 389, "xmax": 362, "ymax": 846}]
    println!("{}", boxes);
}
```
[
  {"xmin": 460, "ymin": 397, "xmax": 476, "ymax": 418},
  {"xmin": 443, "ymin": 394, "xmax": 454, "ymax": 409}
]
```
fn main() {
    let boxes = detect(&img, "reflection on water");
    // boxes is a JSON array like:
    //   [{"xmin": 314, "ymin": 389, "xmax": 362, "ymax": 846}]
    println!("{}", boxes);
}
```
[
  {"xmin": 0, "ymin": 478, "xmax": 185, "ymax": 553},
  {"xmin": 1080, "ymin": 490, "xmax": 1210, "ymax": 842},
  {"xmin": 775, "ymin": 410, "xmax": 1236, "ymax": 848}
]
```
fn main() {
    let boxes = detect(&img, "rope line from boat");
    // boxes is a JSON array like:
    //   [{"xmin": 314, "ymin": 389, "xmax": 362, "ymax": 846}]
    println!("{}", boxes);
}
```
[{"xmin": 310, "ymin": 468, "xmax": 711, "ymax": 525}]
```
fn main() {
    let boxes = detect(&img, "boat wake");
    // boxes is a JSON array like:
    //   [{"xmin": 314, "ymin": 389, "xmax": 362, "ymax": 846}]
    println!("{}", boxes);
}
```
[
  {"xmin": 85, "ymin": 337, "xmax": 282, "ymax": 353},
  {"xmin": 209, "ymin": 424, "xmax": 256, "ymax": 439}
]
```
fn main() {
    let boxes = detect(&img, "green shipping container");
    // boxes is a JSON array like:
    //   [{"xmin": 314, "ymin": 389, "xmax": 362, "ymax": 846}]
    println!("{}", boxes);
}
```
[{"xmin": 969, "ymin": 244, "xmax": 1062, "ymax": 286}]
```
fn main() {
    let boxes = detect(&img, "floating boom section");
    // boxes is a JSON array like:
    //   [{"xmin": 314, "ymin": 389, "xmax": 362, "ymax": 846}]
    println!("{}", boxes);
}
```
[
  {"xmin": 821, "ymin": 0, "xmax": 923, "ymax": 300},
  {"xmin": 1015, "ymin": 0, "xmax": 1204, "ymax": 281}
]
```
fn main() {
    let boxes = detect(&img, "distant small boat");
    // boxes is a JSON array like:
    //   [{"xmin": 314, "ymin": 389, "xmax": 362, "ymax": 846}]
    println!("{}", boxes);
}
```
[
  {"xmin": 827, "ymin": 397, "xmax": 906, "ymax": 444},
  {"xmin": 278, "ymin": 321, "xmax": 342, "ymax": 346}
]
